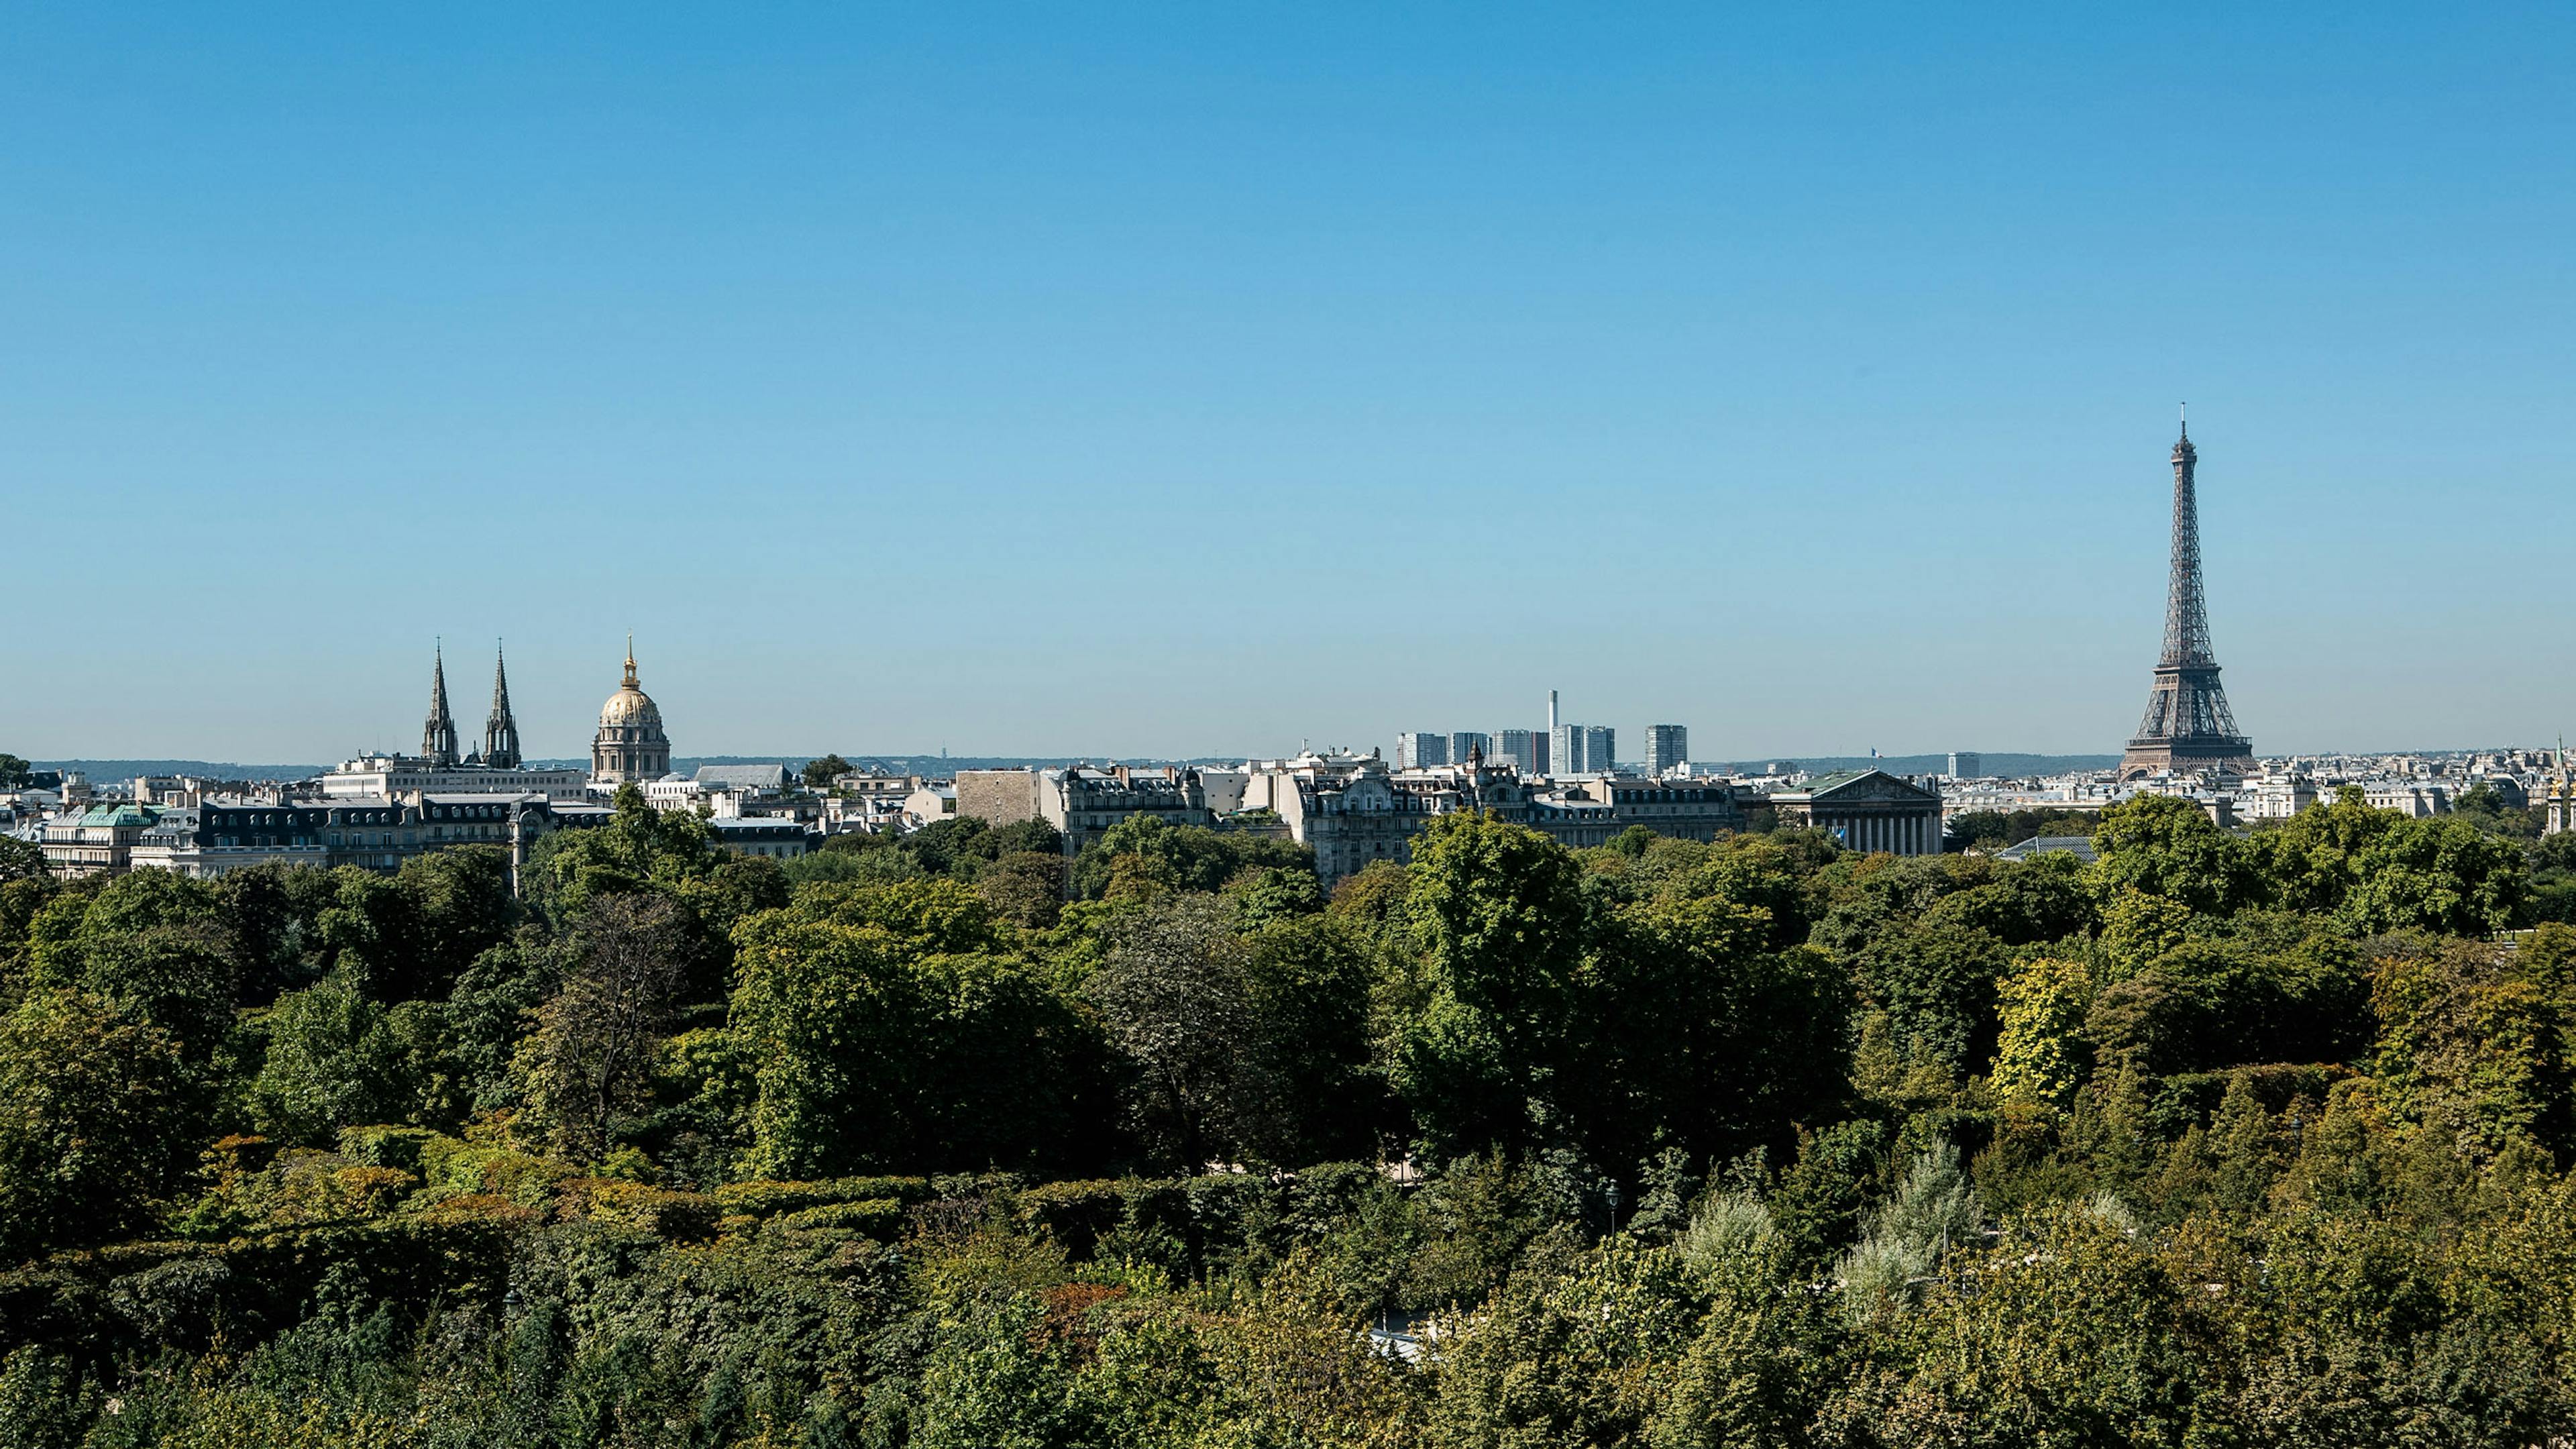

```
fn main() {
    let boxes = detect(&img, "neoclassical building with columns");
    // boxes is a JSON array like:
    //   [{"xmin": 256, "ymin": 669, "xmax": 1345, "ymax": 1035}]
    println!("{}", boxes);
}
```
[{"xmin": 1765, "ymin": 769, "xmax": 1944, "ymax": 855}]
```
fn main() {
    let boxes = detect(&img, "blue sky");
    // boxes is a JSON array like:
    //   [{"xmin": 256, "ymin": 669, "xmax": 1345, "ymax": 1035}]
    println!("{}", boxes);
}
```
[{"xmin": 4, "ymin": 3, "xmax": 2570, "ymax": 763}]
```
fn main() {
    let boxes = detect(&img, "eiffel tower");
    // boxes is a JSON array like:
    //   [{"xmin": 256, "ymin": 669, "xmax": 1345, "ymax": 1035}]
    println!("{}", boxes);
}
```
[{"xmin": 2120, "ymin": 411, "xmax": 2253, "ymax": 780}]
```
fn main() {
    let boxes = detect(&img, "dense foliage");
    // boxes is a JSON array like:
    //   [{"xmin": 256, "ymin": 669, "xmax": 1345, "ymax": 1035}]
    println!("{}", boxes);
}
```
[{"xmin": 4, "ymin": 784, "xmax": 2576, "ymax": 1445}]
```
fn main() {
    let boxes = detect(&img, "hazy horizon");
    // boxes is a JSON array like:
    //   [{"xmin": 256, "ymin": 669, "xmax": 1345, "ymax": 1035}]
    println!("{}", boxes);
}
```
[{"xmin": 7, "ymin": 5, "xmax": 2571, "ymax": 763}]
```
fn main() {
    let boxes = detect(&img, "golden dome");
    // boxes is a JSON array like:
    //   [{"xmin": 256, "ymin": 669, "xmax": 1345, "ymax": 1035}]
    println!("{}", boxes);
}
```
[
  {"xmin": 599, "ymin": 687, "xmax": 661, "ymax": 729},
  {"xmin": 598, "ymin": 638, "xmax": 664, "ymax": 730}
]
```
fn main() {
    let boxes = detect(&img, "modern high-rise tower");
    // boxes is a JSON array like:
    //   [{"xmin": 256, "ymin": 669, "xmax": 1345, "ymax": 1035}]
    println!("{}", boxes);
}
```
[
  {"xmin": 1644, "ymin": 724, "xmax": 1688, "ymax": 777},
  {"xmin": 2120, "ymin": 413, "xmax": 2253, "ymax": 780}
]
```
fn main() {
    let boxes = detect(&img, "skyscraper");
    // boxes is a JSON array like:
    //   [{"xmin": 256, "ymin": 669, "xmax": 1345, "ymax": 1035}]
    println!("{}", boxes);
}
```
[
  {"xmin": 1644, "ymin": 724, "xmax": 1688, "ymax": 777},
  {"xmin": 1552, "ymin": 723, "xmax": 1615, "ymax": 775},
  {"xmin": 2120, "ymin": 413, "xmax": 2253, "ymax": 780},
  {"xmin": 1449, "ymin": 731, "xmax": 1491, "ymax": 765},
  {"xmin": 1497, "ymin": 729, "xmax": 1546, "ymax": 774},
  {"xmin": 1396, "ymin": 732, "xmax": 1450, "ymax": 770}
]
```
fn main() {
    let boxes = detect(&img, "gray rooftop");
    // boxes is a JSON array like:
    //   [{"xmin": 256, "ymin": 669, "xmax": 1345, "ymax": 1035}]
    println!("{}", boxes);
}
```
[{"xmin": 1994, "ymin": 835, "xmax": 2098, "ymax": 863}]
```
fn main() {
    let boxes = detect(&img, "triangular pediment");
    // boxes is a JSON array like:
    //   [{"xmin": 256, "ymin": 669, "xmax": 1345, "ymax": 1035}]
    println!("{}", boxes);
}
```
[{"xmin": 1808, "ymin": 769, "xmax": 1937, "ymax": 804}]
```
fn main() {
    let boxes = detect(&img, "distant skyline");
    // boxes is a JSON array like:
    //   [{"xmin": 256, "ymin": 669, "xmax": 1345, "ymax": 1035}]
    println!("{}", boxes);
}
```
[{"xmin": 5, "ymin": 5, "xmax": 2572, "ymax": 762}]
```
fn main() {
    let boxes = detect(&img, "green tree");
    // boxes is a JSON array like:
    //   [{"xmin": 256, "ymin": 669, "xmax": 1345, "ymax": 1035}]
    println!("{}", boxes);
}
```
[
  {"xmin": 523, "ymin": 784, "xmax": 727, "ymax": 921},
  {"xmin": 0, "ymin": 989, "xmax": 198, "ymax": 1261},
  {"xmin": 34, "ymin": 870, "xmax": 236, "ymax": 1056},
  {"xmin": 0, "ymin": 834, "xmax": 46, "ymax": 884},
  {"xmin": 2092, "ymin": 792, "xmax": 2263, "ymax": 914},
  {"xmin": 1071, "ymin": 813, "xmax": 1313, "ymax": 899},
  {"xmin": 1386, "ymin": 813, "xmax": 1585, "ymax": 1155},
  {"xmin": 977, "ymin": 850, "xmax": 1067, "ymax": 928},
  {"xmin": 213, "ymin": 863, "xmax": 327, "ymax": 1006},
  {"xmin": 2090, "ymin": 932, "xmax": 2370, "ymax": 1077},
  {"xmin": 1240, "ymin": 912, "xmax": 1382, "ymax": 1163},
  {"xmin": 517, "ymin": 892, "xmax": 690, "ymax": 1161},
  {"xmin": 1087, "ymin": 898, "xmax": 1281, "ymax": 1169},
  {"xmin": 394, "ymin": 847, "xmax": 519, "ymax": 999},
  {"xmin": 1992, "ymin": 955, "xmax": 2095, "ymax": 1106},
  {"xmin": 2340, "ymin": 816, "xmax": 2527, "ymax": 937},
  {"xmin": 1839, "ymin": 1140, "xmax": 1983, "ymax": 1313},
  {"xmin": 2370, "ymin": 930, "xmax": 2576, "ymax": 1163},
  {"xmin": 311, "ymin": 868, "xmax": 426, "ymax": 1002},
  {"xmin": 1852, "ymin": 922, "xmax": 2011, "ymax": 1069},
  {"xmin": 1921, "ymin": 853, "xmax": 2096, "ymax": 945},
  {"xmin": 1769, "ymin": 1118, "xmax": 1892, "ymax": 1267},
  {"xmin": 1573, "ymin": 894, "xmax": 1853, "ymax": 1173},
  {"xmin": 731, "ymin": 879, "xmax": 1105, "ymax": 1177},
  {"xmin": 1655, "ymin": 1202, "xmax": 1837, "ymax": 1449},
  {"xmin": 0, "ymin": 753, "xmax": 31, "ymax": 788},
  {"xmin": 802, "ymin": 753, "xmax": 851, "ymax": 788},
  {"xmin": 1819, "ymin": 1204, "xmax": 2194, "ymax": 1443},
  {"xmin": 909, "ymin": 1293, "xmax": 1076, "ymax": 1449},
  {"xmin": 254, "ymin": 974, "xmax": 411, "ymax": 1143},
  {"xmin": 1432, "ymin": 1237, "xmax": 1701, "ymax": 1447}
]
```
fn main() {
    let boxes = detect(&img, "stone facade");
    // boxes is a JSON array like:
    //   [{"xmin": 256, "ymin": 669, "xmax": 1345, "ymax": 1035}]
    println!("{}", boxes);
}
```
[
  {"xmin": 323, "ymin": 757, "xmax": 592, "ymax": 803},
  {"xmin": 1766, "ymin": 769, "xmax": 1944, "ymax": 855},
  {"xmin": 1040, "ymin": 765, "xmax": 1212, "ymax": 856},
  {"xmin": 124, "ymin": 792, "xmax": 611, "ymax": 889},
  {"xmin": 956, "ymin": 769, "xmax": 1044, "ymax": 826},
  {"xmin": 1252, "ymin": 751, "xmax": 1750, "ymax": 888},
  {"xmin": 41, "ymin": 801, "xmax": 159, "ymax": 878}
]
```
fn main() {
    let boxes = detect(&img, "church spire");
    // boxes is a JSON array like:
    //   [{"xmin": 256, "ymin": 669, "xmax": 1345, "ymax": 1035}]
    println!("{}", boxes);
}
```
[
  {"xmin": 623, "ymin": 633, "xmax": 639, "ymax": 690},
  {"xmin": 423, "ymin": 641, "xmax": 460, "ymax": 767},
  {"xmin": 483, "ymin": 641, "xmax": 521, "ymax": 769}
]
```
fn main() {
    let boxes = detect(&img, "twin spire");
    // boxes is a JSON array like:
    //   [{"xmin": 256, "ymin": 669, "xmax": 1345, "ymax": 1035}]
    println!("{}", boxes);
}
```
[
  {"xmin": 422, "ymin": 641, "xmax": 519, "ymax": 768},
  {"xmin": 422, "ymin": 643, "xmax": 460, "ymax": 767},
  {"xmin": 484, "ymin": 645, "xmax": 521, "ymax": 768}
]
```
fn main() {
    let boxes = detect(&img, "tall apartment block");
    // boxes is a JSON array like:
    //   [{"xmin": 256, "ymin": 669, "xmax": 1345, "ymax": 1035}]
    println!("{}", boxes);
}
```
[
  {"xmin": 1497, "ymin": 728, "xmax": 1548, "ymax": 775},
  {"xmin": 1395, "ymin": 732, "xmax": 1450, "ymax": 770},
  {"xmin": 1552, "ymin": 723, "xmax": 1615, "ymax": 775},
  {"xmin": 1644, "ymin": 724, "xmax": 1688, "ymax": 777}
]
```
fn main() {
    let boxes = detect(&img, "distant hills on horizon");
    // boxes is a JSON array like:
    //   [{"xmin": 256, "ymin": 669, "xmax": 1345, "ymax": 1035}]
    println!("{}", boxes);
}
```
[
  {"xmin": 30, "ymin": 747, "xmax": 2513, "ymax": 786},
  {"xmin": 40, "ymin": 751, "xmax": 2120, "ymax": 782}
]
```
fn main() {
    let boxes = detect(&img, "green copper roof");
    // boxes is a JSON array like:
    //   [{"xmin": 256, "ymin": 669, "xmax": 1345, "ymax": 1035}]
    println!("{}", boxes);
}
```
[{"xmin": 76, "ymin": 802, "xmax": 158, "ymax": 827}]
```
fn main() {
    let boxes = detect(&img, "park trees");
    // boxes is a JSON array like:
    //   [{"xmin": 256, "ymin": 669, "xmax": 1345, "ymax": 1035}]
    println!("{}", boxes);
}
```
[
  {"xmin": 517, "ymin": 892, "xmax": 692, "ymax": 1160},
  {"xmin": 729, "ymin": 879, "xmax": 1105, "ymax": 1177},
  {"xmin": 0, "ymin": 988, "xmax": 199, "ymax": 1258}
]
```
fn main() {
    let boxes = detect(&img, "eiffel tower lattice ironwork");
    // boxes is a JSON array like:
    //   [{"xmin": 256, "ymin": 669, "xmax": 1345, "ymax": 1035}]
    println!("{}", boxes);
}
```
[{"xmin": 2120, "ymin": 411, "xmax": 2253, "ymax": 780}]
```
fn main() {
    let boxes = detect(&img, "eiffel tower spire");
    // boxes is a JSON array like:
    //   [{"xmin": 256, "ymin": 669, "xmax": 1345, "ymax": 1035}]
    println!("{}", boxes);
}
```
[
  {"xmin": 422, "ymin": 641, "xmax": 460, "ymax": 767},
  {"xmin": 2121, "ymin": 410, "xmax": 2253, "ymax": 780},
  {"xmin": 483, "ymin": 641, "xmax": 521, "ymax": 769}
]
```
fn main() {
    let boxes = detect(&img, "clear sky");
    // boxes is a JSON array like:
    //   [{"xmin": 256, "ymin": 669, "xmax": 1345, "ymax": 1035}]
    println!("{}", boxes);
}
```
[{"xmin": 5, "ymin": 3, "xmax": 2571, "ymax": 764}]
